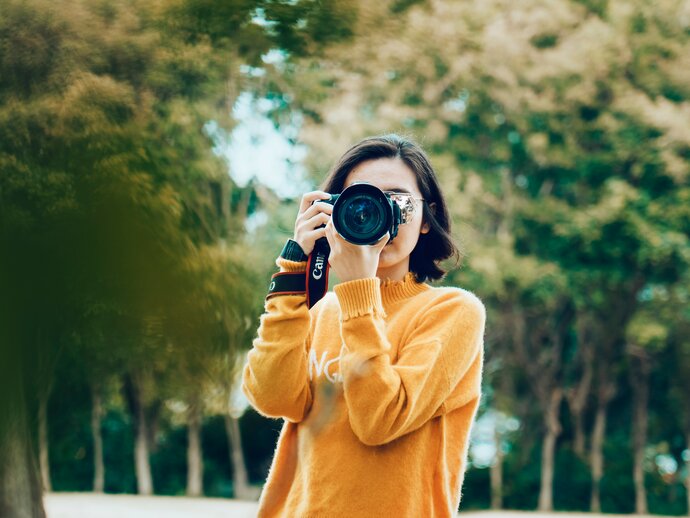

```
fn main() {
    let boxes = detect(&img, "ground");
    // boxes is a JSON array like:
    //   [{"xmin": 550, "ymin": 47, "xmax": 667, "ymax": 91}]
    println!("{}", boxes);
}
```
[
  {"xmin": 44, "ymin": 493, "xmax": 669, "ymax": 518},
  {"xmin": 44, "ymin": 493, "xmax": 258, "ymax": 518}
]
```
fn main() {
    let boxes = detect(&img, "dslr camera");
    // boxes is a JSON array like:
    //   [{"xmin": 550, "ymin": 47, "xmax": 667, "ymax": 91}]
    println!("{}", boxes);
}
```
[{"xmin": 315, "ymin": 183, "xmax": 401, "ymax": 246}]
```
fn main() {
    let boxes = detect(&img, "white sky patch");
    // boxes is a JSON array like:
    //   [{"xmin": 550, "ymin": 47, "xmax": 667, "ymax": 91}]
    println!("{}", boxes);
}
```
[
  {"xmin": 443, "ymin": 89, "xmax": 469, "ymax": 113},
  {"xmin": 262, "ymin": 48, "xmax": 289, "ymax": 68},
  {"xmin": 655, "ymin": 453, "xmax": 678, "ymax": 475},
  {"xmin": 205, "ymin": 91, "xmax": 311, "ymax": 200},
  {"xmin": 229, "ymin": 352, "xmax": 251, "ymax": 418},
  {"xmin": 245, "ymin": 210, "xmax": 268, "ymax": 234},
  {"xmin": 469, "ymin": 409, "xmax": 520, "ymax": 469}
]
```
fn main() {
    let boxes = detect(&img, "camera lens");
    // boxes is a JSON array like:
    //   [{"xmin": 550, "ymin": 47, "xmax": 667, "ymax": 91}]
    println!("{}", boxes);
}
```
[
  {"xmin": 331, "ymin": 183, "xmax": 393, "ymax": 245},
  {"xmin": 343, "ymin": 196, "xmax": 384, "ymax": 236}
]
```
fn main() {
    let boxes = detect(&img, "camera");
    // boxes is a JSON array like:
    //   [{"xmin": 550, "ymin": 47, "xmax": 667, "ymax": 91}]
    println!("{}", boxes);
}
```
[{"xmin": 316, "ymin": 183, "xmax": 401, "ymax": 245}]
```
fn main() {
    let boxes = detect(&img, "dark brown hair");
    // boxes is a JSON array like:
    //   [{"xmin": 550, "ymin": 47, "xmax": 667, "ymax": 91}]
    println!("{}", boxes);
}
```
[{"xmin": 319, "ymin": 133, "xmax": 461, "ymax": 283}]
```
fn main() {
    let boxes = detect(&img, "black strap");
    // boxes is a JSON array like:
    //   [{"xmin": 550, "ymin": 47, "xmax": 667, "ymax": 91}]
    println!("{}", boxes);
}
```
[
  {"xmin": 266, "ymin": 238, "xmax": 331, "ymax": 309},
  {"xmin": 306, "ymin": 238, "xmax": 330, "ymax": 309},
  {"xmin": 266, "ymin": 271, "xmax": 306, "ymax": 299}
]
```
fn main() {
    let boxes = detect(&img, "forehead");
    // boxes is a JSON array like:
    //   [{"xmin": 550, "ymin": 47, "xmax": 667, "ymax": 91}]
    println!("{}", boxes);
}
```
[{"xmin": 343, "ymin": 157, "xmax": 420, "ymax": 195}]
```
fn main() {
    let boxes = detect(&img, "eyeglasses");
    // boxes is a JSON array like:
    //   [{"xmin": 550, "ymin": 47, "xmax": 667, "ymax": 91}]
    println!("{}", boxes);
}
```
[{"xmin": 383, "ymin": 191, "xmax": 425, "ymax": 225}]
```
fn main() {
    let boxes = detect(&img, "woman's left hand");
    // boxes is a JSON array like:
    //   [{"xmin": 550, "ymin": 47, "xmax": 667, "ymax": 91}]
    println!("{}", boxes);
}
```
[{"xmin": 324, "ymin": 218, "xmax": 390, "ymax": 283}]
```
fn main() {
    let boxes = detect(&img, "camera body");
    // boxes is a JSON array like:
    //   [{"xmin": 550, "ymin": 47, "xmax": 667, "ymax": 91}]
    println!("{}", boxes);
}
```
[{"xmin": 317, "ymin": 183, "xmax": 401, "ymax": 245}]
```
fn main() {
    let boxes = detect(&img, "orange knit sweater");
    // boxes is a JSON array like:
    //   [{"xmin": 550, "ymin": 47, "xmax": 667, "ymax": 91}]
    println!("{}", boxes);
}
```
[{"xmin": 242, "ymin": 256, "xmax": 486, "ymax": 518}]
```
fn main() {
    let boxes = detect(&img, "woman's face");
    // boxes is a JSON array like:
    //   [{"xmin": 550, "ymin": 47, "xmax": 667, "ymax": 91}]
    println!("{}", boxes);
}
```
[{"xmin": 342, "ymin": 157, "xmax": 429, "ymax": 273}]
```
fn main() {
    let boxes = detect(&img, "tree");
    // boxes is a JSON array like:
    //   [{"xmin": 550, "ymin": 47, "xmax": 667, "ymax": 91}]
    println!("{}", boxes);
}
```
[{"xmin": 0, "ymin": 0, "xmax": 358, "ymax": 512}]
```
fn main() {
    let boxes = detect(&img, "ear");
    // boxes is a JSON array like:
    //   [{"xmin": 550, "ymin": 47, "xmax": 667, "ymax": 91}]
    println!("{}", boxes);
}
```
[
  {"xmin": 420, "ymin": 202, "xmax": 436, "ymax": 235},
  {"xmin": 421, "ymin": 222, "xmax": 430, "ymax": 234}
]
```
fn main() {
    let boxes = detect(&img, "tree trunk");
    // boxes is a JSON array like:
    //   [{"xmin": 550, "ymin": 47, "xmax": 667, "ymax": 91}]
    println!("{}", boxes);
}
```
[
  {"xmin": 134, "ymin": 401, "xmax": 153, "ymax": 494},
  {"xmin": 590, "ymin": 362, "xmax": 620, "ymax": 514},
  {"xmin": 38, "ymin": 391, "xmax": 51, "ymax": 493},
  {"xmin": 186, "ymin": 399, "xmax": 203, "ymax": 497},
  {"xmin": 590, "ymin": 397, "xmax": 606, "ymax": 513},
  {"xmin": 125, "ymin": 374, "xmax": 153, "ymax": 495},
  {"xmin": 565, "ymin": 329, "xmax": 593, "ymax": 459},
  {"xmin": 573, "ymin": 411, "xmax": 586, "ymax": 457},
  {"xmin": 224, "ymin": 413, "xmax": 254, "ymax": 500},
  {"xmin": 629, "ymin": 347, "xmax": 650, "ymax": 515},
  {"xmin": 685, "ymin": 433, "xmax": 690, "ymax": 518},
  {"xmin": 91, "ymin": 382, "xmax": 105, "ymax": 493},
  {"xmin": 538, "ymin": 387, "xmax": 563, "ymax": 512},
  {"xmin": 490, "ymin": 422, "xmax": 503, "ymax": 510},
  {"xmin": 0, "ymin": 384, "xmax": 46, "ymax": 518}
]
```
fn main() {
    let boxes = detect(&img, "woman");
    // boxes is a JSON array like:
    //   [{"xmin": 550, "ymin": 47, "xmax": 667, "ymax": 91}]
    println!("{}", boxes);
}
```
[{"xmin": 242, "ymin": 133, "xmax": 486, "ymax": 517}]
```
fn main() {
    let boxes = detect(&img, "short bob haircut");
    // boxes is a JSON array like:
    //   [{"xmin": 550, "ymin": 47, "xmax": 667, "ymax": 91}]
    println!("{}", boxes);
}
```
[{"xmin": 319, "ymin": 133, "xmax": 461, "ymax": 283}]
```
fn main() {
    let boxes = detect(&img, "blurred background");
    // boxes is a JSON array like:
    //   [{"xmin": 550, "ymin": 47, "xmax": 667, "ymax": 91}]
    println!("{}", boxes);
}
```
[{"xmin": 1, "ymin": 0, "xmax": 689, "ymax": 516}]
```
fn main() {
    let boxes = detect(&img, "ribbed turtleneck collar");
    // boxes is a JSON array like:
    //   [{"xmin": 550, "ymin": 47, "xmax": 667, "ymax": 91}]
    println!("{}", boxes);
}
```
[{"xmin": 379, "ymin": 271, "xmax": 430, "ymax": 305}]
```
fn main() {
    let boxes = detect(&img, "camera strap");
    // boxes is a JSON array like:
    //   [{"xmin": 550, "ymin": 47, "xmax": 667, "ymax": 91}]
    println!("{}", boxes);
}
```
[
  {"xmin": 306, "ymin": 238, "xmax": 330, "ymax": 309},
  {"xmin": 266, "ymin": 271, "xmax": 307, "ymax": 299},
  {"xmin": 265, "ymin": 238, "xmax": 330, "ymax": 309}
]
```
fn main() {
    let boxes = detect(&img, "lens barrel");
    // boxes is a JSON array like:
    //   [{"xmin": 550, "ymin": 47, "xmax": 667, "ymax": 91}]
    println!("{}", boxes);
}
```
[{"xmin": 322, "ymin": 183, "xmax": 400, "ymax": 245}]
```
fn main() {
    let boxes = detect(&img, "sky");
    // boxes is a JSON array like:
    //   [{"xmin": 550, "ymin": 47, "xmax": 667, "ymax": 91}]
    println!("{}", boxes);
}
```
[{"xmin": 206, "ymin": 92, "xmax": 311, "ymax": 199}]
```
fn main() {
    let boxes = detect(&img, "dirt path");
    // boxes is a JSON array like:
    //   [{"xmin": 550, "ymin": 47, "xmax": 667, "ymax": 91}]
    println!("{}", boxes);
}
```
[
  {"xmin": 45, "ymin": 493, "xmax": 258, "ymax": 518},
  {"xmin": 44, "ymin": 493, "xmax": 666, "ymax": 518}
]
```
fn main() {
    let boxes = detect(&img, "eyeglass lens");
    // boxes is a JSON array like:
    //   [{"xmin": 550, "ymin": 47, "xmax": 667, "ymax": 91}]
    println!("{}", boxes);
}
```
[{"xmin": 386, "ymin": 192, "xmax": 419, "ymax": 224}]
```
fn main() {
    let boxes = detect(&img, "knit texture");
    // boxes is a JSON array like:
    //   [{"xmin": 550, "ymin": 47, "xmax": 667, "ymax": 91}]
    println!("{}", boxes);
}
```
[{"xmin": 242, "ymin": 256, "xmax": 486, "ymax": 518}]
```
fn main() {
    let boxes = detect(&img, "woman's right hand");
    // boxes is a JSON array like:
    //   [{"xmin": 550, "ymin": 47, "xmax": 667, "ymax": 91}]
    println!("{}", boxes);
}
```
[{"xmin": 293, "ymin": 190, "xmax": 334, "ymax": 256}]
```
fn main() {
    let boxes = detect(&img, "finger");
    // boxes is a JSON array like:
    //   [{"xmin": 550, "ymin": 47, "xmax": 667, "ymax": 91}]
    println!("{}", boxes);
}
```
[
  {"xmin": 299, "ymin": 190, "xmax": 331, "ymax": 215},
  {"xmin": 305, "ymin": 212, "xmax": 331, "ymax": 229},
  {"xmin": 326, "ymin": 219, "xmax": 343, "ymax": 241},
  {"xmin": 325, "ymin": 232, "xmax": 334, "ymax": 251},
  {"xmin": 297, "ymin": 214, "xmax": 330, "ymax": 236},
  {"xmin": 324, "ymin": 220, "xmax": 335, "ymax": 249},
  {"xmin": 299, "ymin": 199, "xmax": 333, "ymax": 222},
  {"xmin": 311, "ymin": 226, "xmax": 328, "ymax": 238},
  {"xmin": 331, "ymin": 218, "xmax": 350, "ymax": 246},
  {"xmin": 304, "ymin": 226, "xmax": 327, "ymax": 243},
  {"xmin": 372, "ymin": 231, "xmax": 390, "ymax": 249}
]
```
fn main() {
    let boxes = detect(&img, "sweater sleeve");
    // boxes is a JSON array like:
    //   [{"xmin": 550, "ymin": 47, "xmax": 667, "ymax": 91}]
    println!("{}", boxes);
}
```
[
  {"xmin": 334, "ymin": 278, "xmax": 486, "ymax": 446},
  {"xmin": 241, "ymin": 256, "xmax": 314, "ymax": 423}
]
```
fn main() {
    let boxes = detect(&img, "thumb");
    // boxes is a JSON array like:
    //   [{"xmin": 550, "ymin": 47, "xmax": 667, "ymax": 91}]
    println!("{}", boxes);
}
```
[{"xmin": 373, "ymin": 231, "xmax": 390, "ymax": 250}]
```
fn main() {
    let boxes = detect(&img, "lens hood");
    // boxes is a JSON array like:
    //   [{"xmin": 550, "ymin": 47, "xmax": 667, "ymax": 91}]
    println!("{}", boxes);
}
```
[{"xmin": 331, "ymin": 183, "xmax": 395, "ymax": 245}]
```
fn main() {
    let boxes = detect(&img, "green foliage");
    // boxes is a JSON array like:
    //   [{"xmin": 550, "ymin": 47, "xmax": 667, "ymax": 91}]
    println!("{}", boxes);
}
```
[
  {"xmin": 460, "ymin": 466, "xmax": 491, "ymax": 510},
  {"xmin": 553, "ymin": 448, "xmax": 591, "ymax": 511},
  {"xmin": 261, "ymin": 0, "xmax": 357, "ymax": 56},
  {"xmin": 150, "ymin": 423, "xmax": 188, "ymax": 495},
  {"xmin": 238, "ymin": 409, "xmax": 283, "ymax": 484},
  {"xmin": 102, "ymin": 410, "xmax": 136, "ymax": 493},
  {"xmin": 48, "ymin": 375, "xmax": 94, "ymax": 492}
]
